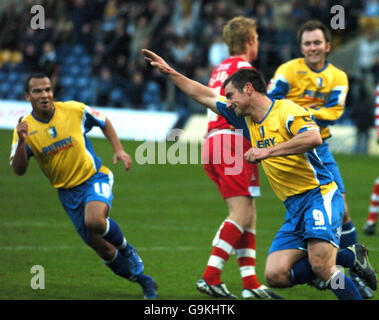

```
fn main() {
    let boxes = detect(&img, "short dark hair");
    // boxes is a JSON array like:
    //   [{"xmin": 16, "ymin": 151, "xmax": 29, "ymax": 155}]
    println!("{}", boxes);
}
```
[
  {"xmin": 297, "ymin": 20, "xmax": 332, "ymax": 44},
  {"xmin": 24, "ymin": 73, "xmax": 50, "ymax": 93},
  {"xmin": 223, "ymin": 69, "xmax": 267, "ymax": 94}
]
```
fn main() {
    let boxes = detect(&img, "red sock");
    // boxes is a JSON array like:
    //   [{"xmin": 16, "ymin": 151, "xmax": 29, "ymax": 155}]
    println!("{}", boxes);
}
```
[
  {"xmin": 202, "ymin": 220, "xmax": 243, "ymax": 285},
  {"xmin": 235, "ymin": 228, "xmax": 260, "ymax": 289},
  {"xmin": 367, "ymin": 178, "xmax": 379, "ymax": 223}
]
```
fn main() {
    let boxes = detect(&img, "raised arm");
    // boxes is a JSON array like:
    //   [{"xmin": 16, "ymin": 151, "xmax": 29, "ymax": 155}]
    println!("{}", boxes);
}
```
[
  {"xmin": 141, "ymin": 49, "xmax": 220, "ymax": 114},
  {"xmin": 11, "ymin": 118, "xmax": 29, "ymax": 176}
]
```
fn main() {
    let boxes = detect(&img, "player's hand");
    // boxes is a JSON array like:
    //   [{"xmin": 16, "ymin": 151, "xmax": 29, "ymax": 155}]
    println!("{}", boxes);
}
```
[
  {"xmin": 113, "ymin": 150, "xmax": 132, "ymax": 171},
  {"xmin": 244, "ymin": 147, "xmax": 269, "ymax": 163},
  {"xmin": 16, "ymin": 117, "xmax": 28, "ymax": 142},
  {"xmin": 141, "ymin": 49, "xmax": 172, "ymax": 74}
]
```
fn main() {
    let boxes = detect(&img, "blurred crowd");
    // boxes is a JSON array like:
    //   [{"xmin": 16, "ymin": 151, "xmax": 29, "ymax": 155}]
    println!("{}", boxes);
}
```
[{"xmin": 0, "ymin": 0, "xmax": 378, "ymax": 131}]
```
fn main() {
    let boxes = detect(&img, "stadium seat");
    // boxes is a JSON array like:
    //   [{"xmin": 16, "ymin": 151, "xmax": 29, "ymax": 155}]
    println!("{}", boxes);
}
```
[
  {"xmin": 0, "ymin": 63, "xmax": 11, "ymax": 73},
  {"xmin": 77, "ymin": 76, "xmax": 90, "ymax": 88},
  {"xmin": 110, "ymin": 87, "xmax": 125, "ymax": 107},
  {"xmin": 6, "ymin": 92, "xmax": 19, "ymax": 100},
  {"xmin": 60, "ymin": 75, "xmax": 75, "ymax": 88},
  {"xmin": 0, "ymin": 82, "xmax": 11, "ymax": 93},
  {"xmin": 0, "ymin": 70, "xmax": 7, "ymax": 82},
  {"xmin": 59, "ymin": 64, "xmax": 71, "ymax": 76},
  {"xmin": 13, "ymin": 83, "xmax": 24, "ymax": 98},
  {"xmin": 56, "ymin": 45, "xmax": 71, "ymax": 60},
  {"xmin": 8, "ymin": 62, "xmax": 24, "ymax": 73},
  {"xmin": 10, "ymin": 51, "xmax": 23, "ymax": 65},
  {"xmin": 79, "ymin": 55, "xmax": 91, "ymax": 67},
  {"xmin": 72, "ymin": 45, "xmax": 86, "ymax": 57},
  {"xmin": 61, "ymin": 54, "xmax": 77, "ymax": 66},
  {"xmin": 60, "ymin": 88, "xmax": 77, "ymax": 101},
  {"xmin": 81, "ymin": 66, "xmax": 92, "ymax": 77},
  {"xmin": 0, "ymin": 83, "xmax": 10, "ymax": 98},
  {"xmin": 77, "ymin": 88, "xmax": 94, "ymax": 105},
  {"xmin": 69, "ymin": 64, "xmax": 81, "ymax": 76},
  {"xmin": 0, "ymin": 50, "xmax": 11, "ymax": 65},
  {"xmin": 8, "ymin": 71, "xmax": 22, "ymax": 83}
]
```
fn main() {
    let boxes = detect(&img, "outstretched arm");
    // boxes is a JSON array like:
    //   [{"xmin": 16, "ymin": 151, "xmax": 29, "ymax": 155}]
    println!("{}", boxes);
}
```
[
  {"xmin": 101, "ymin": 118, "xmax": 132, "ymax": 171},
  {"xmin": 141, "ymin": 49, "xmax": 220, "ymax": 114}
]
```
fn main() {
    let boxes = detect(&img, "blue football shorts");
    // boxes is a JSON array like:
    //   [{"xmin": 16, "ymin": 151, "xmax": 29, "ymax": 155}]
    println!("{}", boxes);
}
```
[
  {"xmin": 268, "ymin": 184, "xmax": 345, "ymax": 254},
  {"xmin": 316, "ymin": 141, "xmax": 345, "ymax": 193},
  {"xmin": 57, "ymin": 171, "xmax": 114, "ymax": 244}
]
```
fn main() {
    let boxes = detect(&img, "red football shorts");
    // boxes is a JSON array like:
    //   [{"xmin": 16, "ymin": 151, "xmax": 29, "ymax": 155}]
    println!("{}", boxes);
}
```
[{"xmin": 202, "ymin": 130, "xmax": 260, "ymax": 199}]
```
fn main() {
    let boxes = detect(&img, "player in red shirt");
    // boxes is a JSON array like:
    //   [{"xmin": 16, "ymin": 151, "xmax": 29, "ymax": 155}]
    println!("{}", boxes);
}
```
[
  {"xmin": 364, "ymin": 81, "xmax": 379, "ymax": 235},
  {"xmin": 197, "ymin": 16, "xmax": 282, "ymax": 299}
]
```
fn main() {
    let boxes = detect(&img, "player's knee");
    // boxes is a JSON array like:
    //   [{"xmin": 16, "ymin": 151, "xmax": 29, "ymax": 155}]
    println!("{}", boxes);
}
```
[
  {"xmin": 264, "ymin": 268, "xmax": 290, "ymax": 288},
  {"xmin": 309, "ymin": 258, "xmax": 331, "ymax": 282}
]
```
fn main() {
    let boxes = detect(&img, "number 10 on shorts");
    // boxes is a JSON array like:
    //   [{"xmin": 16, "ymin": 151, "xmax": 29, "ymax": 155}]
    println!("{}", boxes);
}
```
[{"xmin": 94, "ymin": 182, "xmax": 111, "ymax": 198}]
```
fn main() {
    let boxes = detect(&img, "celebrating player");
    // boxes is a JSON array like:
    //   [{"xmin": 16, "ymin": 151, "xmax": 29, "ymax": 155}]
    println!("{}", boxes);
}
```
[
  {"xmin": 141, "ymin": 49, "xmax": 378, "ymax": 300},
  {"xmin": 198, "ymin": 16, "xmax": 281, "ymax": 299},
  {"xmin": 267, "ymin": 20, "xmax": 372, "ymax": 298},
  {"xmin": 9, "ymin": 74, "xmax": 157, "ymax": 299}
]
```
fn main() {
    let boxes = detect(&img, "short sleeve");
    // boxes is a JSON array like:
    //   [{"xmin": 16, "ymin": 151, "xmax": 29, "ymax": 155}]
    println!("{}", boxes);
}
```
[
  {"xmin": 281, "ymin": 101, "xmax": 319, "ymax": 136},
  {"xmin": 83, "ymin": 105, "xmax": 106, "ymax": 133}
]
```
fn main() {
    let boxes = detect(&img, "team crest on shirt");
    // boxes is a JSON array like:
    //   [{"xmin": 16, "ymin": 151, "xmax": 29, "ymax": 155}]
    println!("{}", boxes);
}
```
[
  {"xmin": 317, "ymin": 77, "xmax": 323, "ymax": 88},
  {"xmin": 47, "ymin": 126, "xmax": 57, "ymax": 138}
]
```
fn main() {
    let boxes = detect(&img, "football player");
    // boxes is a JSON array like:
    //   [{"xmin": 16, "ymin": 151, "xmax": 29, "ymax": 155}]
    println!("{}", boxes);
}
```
[
  {"xmin": 267, "ymin": 20, "xmax": 372, "ymax": 298},
  {"xmin": 142, "ymin": 48, "xmax": 378, "ymax": 300},
  {"xmin": 199, "ymin": 16, "xmax": 281, "ymax": 300},
  {"xmin": 10, "ymin": 74, "xmax": 157, "ymax": 299}
]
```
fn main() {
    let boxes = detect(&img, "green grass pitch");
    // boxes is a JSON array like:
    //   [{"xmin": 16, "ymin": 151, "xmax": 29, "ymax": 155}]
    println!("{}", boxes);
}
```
[{"xmin": 0, "ymin": 128, "xmax": 378, "ymax": 300}]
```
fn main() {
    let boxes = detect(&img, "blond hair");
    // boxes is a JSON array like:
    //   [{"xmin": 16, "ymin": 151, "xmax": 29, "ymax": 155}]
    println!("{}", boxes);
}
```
[{"xmin": 222, "ymin": 16, "xmax": 257, "ymax": 55}]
